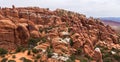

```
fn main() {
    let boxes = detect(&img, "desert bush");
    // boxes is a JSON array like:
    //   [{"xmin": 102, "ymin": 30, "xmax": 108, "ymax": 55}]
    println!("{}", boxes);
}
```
[
  {"xmin": 68, "ymin": 27, "xmax": 72, "ymax": 32},
  {"xmin": 28, "ymin": 38, "xmax": 40, "ymax": 47},
  {"xmin": 66, "ymin": 59, "xmax": 73, "ymax": 62},
  {"xmin": 69, "ymin": 39, "xmax": 74, "ymax": 46},
  {"xmin": 103, "ymin": 57, "xmax": 112, "ymax": 62},
  {"xmin": 80, "ymin": 59, "xmax": 88, "ymax": 62},
  {"xmin": 21, "ymin": 48, "xmax": 27, "ymax": 52},
  {"xmin": 40, "ymin": 37, "xmax": 47, "ymax": 43},
  {"xmin": 32, "ymin": 48, "xmax": 39, "ymax": 54},
  {"xmin": 46, "ymin": 47, "xmax": 53, "ymax": 58},
  {"xmin": 113, "ymin": 54, "xmax": 120, "ymax": 61},
  {"xmin": 15, "ymin": 46, "xmax": 25, "ymax": 53},
  {"xmin": 1, "ymin": 58, "xmax": 8, "ymax": 62},
  {"xmin": 67, "ymin": 54, "xmax": 75, "ymax": 62},
  {"xmin": 39, "ymin": 26, "xmax": 53, "ymax": 33},
  {"xmin": 0, "ymin": 48, "xmax": 8, "ymax": 55},
  {"xmin": 20, "ymin": 57, "xmax": 32, "ymax": 62},
  {"xmin": 28, "ymin": 37, "xmax": 47, "ymax": 48},
  {"xmin": 76, "ymin": 48, "xmax": 82, "ymax": 55},
  {"xmin": 8, "ymin": 60, "xmax": 16, "ymax": 62},
  {"xmin": 84, "ymin": 54, "xmax": 93, "ymax": 60}
]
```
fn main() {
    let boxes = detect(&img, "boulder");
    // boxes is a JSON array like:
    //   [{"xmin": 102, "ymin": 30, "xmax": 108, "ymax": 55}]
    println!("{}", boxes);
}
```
[
  {"xmin": 0, "ymin": 20, "xmax": 16, "ymax": 49},
  {"xmin": 16, "ymin": 24, "xmax": 30, "ymax": 45}
]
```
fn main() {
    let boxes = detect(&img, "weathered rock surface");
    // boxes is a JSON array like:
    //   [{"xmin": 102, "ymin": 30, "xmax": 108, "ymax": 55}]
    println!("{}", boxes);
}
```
[{"xmin": 0, "ymin": 7, "xmax": 119, "ymax": 62}]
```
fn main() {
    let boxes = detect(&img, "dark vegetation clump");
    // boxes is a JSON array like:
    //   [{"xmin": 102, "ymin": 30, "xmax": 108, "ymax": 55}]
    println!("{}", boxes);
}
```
[
  {"xmin": 32, "ymin": 48, "xmax": 39, "ymax": 54},
  {"xmin": 46, "ymin": 46, "xmax": 53, "ymax": 58},
  {"xmin": 1, "ymin": 58, "xmax": 8, "ymax": 62},
  {"xmin": 28, "ymin": 38, "xmax": 40, "ymax": 48},
  {"xmin": 20, "ymin": 57, "xmax": 32, "ymax": 62},
  {"xmin": 28, "ymin": 37, "xmax": 47, "ymax": 48},
  {"xmin": 36, "ymin": 54, "xmax": 41, "ymax": 59},
  {"xmin": 15, "ymin": 46, "xmax": 26, "ymax": 53},
  {"xmin": 0, "ymin": 48, "xmax": 8, "ymax": 55},
  {"xmin": 8, "ymin": 60, "xmax": 16, "ymax": 62},
  {"xmin": 69, "ymin": 39, "xmax": 74, "ymax": 47},
  {"xmin": 96, "ymin": 45, "xmax": 120, "ymax": 62}
]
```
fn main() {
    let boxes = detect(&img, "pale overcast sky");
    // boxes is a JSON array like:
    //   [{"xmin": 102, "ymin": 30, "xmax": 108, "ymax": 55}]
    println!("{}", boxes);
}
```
[{"xmin": 0, "ymin": 0, "xmax": 120, "ymax": 17}]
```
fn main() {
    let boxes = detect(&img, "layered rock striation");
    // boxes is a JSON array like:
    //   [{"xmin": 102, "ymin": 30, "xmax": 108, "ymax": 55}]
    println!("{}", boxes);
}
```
[{"xmin": 0, "ymin": 6, "xmax": 120, "ymax": 62}]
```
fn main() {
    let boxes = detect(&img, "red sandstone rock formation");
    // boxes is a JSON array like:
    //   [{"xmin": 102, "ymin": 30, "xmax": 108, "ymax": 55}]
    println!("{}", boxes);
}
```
[{"xmin": 0, "ymin": 7, "xmax": 119, "ymax": 62}]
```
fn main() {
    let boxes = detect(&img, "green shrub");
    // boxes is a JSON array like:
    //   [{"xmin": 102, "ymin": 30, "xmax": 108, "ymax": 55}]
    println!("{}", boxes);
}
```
[
  {"xmin": 40, "ymin": 37, "xmax": 47, "ymax": 43},
  {"xmin": 0, "ymin": 48, "xmax": 8, "ymax": 55},
  {"xmin": 103, "ymin": 57, "xmax": 112, "ymax": 62},
  {"xmin": 80, "ymin": 59, "xmax": 88, "ymax": 62},
  {"xmin": 1, "ymin": 58, "xmax": 8, "ymax": 62},
  {"xmin": 32, "ymin": 49, "xmax": 39, "ymax": 54},
  {"xmin": 76, "ymin": 48, "xmax": 82, "ymax": 55},
  {"xmin": 66, "ymin": 59, "xmax": 73, "ymax": 62},
  {"xmin": 111, "ymin": 48, "xmax": 120, "ymax": 53},
  {"xmin": 28, "ymin": 37, "xmax": 47, "ymax": 47},
  {"xmin": 46, "ymin": 47, "xmax": 53, "ymax": 58},
  {"xmin": 102, "ymin": 52, "xmax": 111, "ymax": 58},
  {"xmin": 21, "ymin": 48, "xmax": 27, "ymax": 52},
  {"xmin": 8, "ymin": 60, "xmax": 16, "ymax": 62},
  {"xmin": 113, "ymin": 54, "xmax": 120, "ymax": 61},
  {"xmin": 15, "ymin": 46, "xmax": 24, "ymax": 53},
  {"xmin": 20, "ymin": 57, "xmax": 32, "ymax": 62},
  {"xmin": 28, "ymin": 38, "xmax": 40, "ymax": 47},
  {"xmin": 84, "ymin": 54, "xmax": 93, "ymax": 60},
  {"xmin": 69, "ymin": 39, "xmax": 74, "ymax": 46},
  {"xmin": 39, "ymin": 26, "xmax": 53, "ymax": 33},
  {"xmin": 28, "ymin": 38, "xmax": 37, "ymax": 46},
  {"xmin": 70, "ymin": 54, "xmax": 75, "ymax": 62},
  {"xmin": 67, "ymin": 54, "xmax": 75, "ymax": 62}
]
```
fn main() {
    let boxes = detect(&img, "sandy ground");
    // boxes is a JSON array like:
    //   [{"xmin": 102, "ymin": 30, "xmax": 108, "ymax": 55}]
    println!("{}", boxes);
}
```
[{"xmin": 0, "ymin": 50, "xmax": 34, "ymax": 62}]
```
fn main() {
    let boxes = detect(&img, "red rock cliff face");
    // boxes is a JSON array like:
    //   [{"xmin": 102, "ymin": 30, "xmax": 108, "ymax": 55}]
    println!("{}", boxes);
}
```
[{"xmin": 0, "ymin": 7, "xmax": 119, "ymax": 62}]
